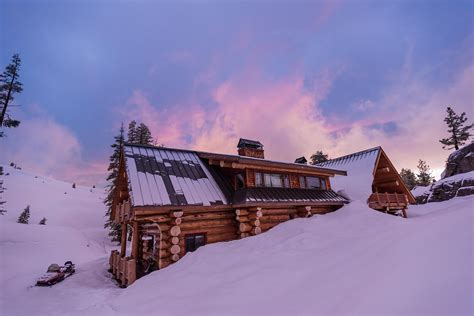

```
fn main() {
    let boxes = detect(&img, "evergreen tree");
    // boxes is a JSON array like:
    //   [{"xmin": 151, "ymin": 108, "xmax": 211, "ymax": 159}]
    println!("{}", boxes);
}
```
[
  {"xmin": 127, "ymin": 120, "xmax": 153, "ymax": 145},
  {"xmin": 39, "ymin": 217, "xmax": 47, "ymax": 225},
  {"xmin": 309, "ymin": 150, "xmax": 329, "ymax": 165},
  {"xmin": 416, "ymin": 160, "xmax": 434, "ymax": 187},
  {"xmin": 17, "ymin": 205, "xmax": 30, "ymax": 224},
  {"xmin": 136, "ymin": 123, "xmax": 153, "ymax": 145},
  {"xmin": 439, "ymin": 106, "xmax": 473, "ymax": 150},
  {"xmin": 0, "ymin": 166, "xmax": 6, "ymax": 215},
  {"xmin": 0, "ymin": 54, "xmax": 23, "ymax": 138},
  {"xmin": 104, "ymin": 124, "xmax": 125, "ymax": 242},
  {"xmin": 127, "ymin": 120, "xmax": 138, "ymax": 143},
  {"xmin": 400, "ymin": 168, "xmax": 417, "ymax": 190}
]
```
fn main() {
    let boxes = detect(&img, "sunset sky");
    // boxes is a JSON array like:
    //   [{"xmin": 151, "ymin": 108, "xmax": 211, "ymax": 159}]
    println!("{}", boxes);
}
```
[{"xmin": 1, "ymin": 0, "xmax": 473, "ymax": 185}]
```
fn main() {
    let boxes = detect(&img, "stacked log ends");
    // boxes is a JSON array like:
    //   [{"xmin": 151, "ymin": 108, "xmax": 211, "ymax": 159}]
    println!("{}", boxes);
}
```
[
  {"xmin": 170, "ymin": 225, "xmax": 181, "ymax": 237},
  {"xmin": 171, "ymin": 254, "xmax": 180, "ymax": 262},
  {"xmin": 171, "ymin": 236, "xmax": 180, "ymax": 245},
  {"xmin": 239, "ymin": 222, "xmax": 252, "ymax": 233},
  {"xmin": 170, "ymin": 244, "xmax": 181, "ymax": 255}
]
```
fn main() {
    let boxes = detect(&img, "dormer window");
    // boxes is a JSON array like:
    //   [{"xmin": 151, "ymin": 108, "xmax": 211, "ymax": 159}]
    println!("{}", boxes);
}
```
[
  {"xmin": 255, "ymin": 172, "xmax": 290, "ymax": 188},
  {"xmin": 299, "ymin": 176, "xmax": 327, "ymax": 189}
]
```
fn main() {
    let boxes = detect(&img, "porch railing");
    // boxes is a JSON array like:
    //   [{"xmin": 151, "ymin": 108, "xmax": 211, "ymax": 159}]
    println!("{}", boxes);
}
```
[
  {"xmin": 109, "ymin": 250, "xmax": 136, "ymax": 286},
  {"xmin": 367, "ymin": 192, "xmax": 408, "ymax": 210}
]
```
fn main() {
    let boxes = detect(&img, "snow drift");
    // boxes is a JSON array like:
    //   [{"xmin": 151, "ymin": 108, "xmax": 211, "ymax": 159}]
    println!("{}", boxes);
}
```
[{"xmin": 0, "ymin": 165, "xmax": 473, "ymax": 315}]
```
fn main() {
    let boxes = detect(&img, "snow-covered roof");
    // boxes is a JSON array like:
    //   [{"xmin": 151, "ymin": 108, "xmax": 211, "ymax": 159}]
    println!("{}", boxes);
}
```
[
  {"xmin": 123, "ymin": 144, "xmax": 228, "ymax": 207},
  {"xmin": 316, "ymin": 147, "xmax": 381, "ymax": 201}
]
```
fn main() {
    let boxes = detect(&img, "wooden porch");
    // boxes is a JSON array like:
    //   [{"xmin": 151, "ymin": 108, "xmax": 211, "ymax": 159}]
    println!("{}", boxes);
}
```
[
  {"xmin": 109, "ymin": 250, "xmax": 137, "ymax": 287},
  {"xmin": 367, "ymin": 192, "xmax": 408, "ymax": 218}
]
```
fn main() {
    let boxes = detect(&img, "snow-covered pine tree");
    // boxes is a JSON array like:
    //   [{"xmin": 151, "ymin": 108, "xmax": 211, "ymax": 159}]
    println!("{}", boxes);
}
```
[
  {"xmin": 439, "ymin": 107, "xmax": 473, "ymax": 150},
  {"xmin": 104, "ymin": 124, "xmax": 125, "ymax": 242},
  {"xmin": 416, "ymin": 160, "xmax": 434, "ymax": 187},
  {"xmin": 17, "ymin": 205, "xmax": 30, "ymax": 224},
  {"xmin": 400, "ymin": 168, "xmax": 417, "ymax": 190},
  {"xmin": 39, "ymin": 217, "xmax": 47, "ymax": 225},
  {"xmin": 309, "ymin": 150, "xmax": 329, "ymax": 165},
  {"xmin": 0, "ymin": 166, "xmax": 6, "ymax": 215},
  {"xmin": 0, "ymin": 54, "xmax": 23, "ymax": 138}
]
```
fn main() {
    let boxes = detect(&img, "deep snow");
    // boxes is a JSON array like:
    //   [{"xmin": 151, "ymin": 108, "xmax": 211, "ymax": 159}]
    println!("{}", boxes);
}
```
[{"xmin": 0, "ymin": 165, "xmax": 473, "ymax": 315}]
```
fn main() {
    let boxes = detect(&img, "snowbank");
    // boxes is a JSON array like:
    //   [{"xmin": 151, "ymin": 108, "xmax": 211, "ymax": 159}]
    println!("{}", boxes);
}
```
[
  {"xmin": 108, "ymin": 198, "xmax": 473, "ymax": 316},
  {"xmin": 1, "ymin": 166, "xmax": 472, "ymax": 315}
]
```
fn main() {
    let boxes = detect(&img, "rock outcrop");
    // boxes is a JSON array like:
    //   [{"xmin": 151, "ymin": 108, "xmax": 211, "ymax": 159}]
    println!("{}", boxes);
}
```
[
  {"xmin": 413, "ymin": 142, "xmax": 474, "ymax": 204},
  {"xmin": 442, "ymin": 142, "xmax": 474, "ymax": 178}
]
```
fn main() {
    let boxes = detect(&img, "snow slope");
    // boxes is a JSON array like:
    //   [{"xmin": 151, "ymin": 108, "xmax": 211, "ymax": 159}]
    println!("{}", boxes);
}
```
[
  {"xmin": 0, "ymin": 165, "xmax": 116, "ymax": 315},
  {"xmin": 0, "ymin": 165, "xmax": 473, "ymax": 315}
]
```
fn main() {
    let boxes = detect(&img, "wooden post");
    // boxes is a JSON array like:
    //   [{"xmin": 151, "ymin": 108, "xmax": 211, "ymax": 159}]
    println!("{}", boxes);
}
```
[
  {"xmin": 402, "ymin": 208, "xmax": 408, "ymax": 219},
  {"xmin": 120, "ymin": 224, "xmax": 127, "ymax": 257},
  {"xmin": 131, "ymin": 221, "xmax": 139, "ymax": 259}
]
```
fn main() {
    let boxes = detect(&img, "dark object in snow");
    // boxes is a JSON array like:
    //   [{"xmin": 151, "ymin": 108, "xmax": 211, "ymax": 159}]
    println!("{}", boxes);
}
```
[
  {"xmin": 36, "ymin": 261, "xmax": 75, "ymax": 286},
  {"xmin": 72, "ymin": 183, "xmax": 76, "ymax": 189},
  {"xmin": 39, "ymin": 217, "xmax": 46, "ymax": 225}
]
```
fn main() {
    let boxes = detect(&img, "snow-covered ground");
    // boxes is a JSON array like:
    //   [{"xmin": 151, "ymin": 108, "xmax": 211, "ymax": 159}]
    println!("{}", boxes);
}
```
[{"xmin": 0, "ymin": 166, "xmax": 473, "ymax": 315}]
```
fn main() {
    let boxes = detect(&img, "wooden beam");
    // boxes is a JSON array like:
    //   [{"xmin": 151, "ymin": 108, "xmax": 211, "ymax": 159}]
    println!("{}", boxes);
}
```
[
  {"xmin": 374, "ymin": 180, "xmax": 399, "ymax": 187},
  {"xmin": 377, "ymin": 166, "xmax": 390, "ymax": 173},
  {"xmin": 131, "ymin": 222, "xmax": 139, "ymax": 259},
  {"xmin": 120, "ymin": 224, "xmax": 127, "ymax": 257}
]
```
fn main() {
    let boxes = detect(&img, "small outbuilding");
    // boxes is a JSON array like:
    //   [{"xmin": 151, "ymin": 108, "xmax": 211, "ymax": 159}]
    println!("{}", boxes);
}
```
[{"xmin": 317, "ymin": 146, "xmax": 416, "ymax": 217}]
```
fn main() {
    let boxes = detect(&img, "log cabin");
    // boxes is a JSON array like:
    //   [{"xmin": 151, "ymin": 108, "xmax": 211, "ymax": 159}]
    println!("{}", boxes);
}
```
[
  {"xmin": 108, "ymin": 139, "xmax": 349, "ymax": 286},
  {"xmin": 316, "ymin": 146, "xmax": 416, "ymax": 217}
]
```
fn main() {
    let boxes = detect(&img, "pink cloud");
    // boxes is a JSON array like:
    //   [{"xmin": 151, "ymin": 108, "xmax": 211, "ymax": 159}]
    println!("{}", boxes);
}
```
[
  {"xmin": 0, "ymin": 109, "xmax": 107, "ymax": 185},
  {"xmin": 120, "ymin": 60, "xmax": 473, "ymax": 180}
]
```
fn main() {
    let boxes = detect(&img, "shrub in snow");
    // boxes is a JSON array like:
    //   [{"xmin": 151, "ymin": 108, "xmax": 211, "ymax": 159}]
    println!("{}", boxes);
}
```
[
  {"xmin": 39, "ymin": 217, "xmax": 47, "ymax": 225},
  {"xmin": 17, "ymin": 205, "xmax": 30, "ymax": 224},
  {"xmin": 72, "ymin": 183, "xmax": 76, "ymax": 189}
]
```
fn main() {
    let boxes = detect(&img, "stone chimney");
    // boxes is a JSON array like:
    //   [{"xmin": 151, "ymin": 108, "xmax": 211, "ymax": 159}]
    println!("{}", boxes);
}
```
[{"xmin": 237, "ymin": 138, "xmax": 264, "ymax": 159}]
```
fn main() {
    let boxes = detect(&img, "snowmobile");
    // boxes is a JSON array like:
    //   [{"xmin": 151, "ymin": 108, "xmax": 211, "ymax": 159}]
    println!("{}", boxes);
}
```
[{"xmin": 36, "ymin": 261, "xmax": 75, "ymax": 286}]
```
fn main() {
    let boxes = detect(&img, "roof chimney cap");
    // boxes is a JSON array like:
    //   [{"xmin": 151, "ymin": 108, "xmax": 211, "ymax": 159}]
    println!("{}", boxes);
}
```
[
  {"xmin": 237, "ymin": 138, "xmax": 263, "ymax": 150},
  {"xmin": 294, "ymin": 156, "xmax": 307, "ymax": 164}
]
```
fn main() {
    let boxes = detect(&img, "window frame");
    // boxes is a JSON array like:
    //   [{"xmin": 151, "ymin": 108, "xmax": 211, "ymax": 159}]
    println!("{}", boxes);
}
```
[
  {"xmin": 255, "ymin": 172, "xmax": 290, "ymax": 188},
  {"xmin": 299, "ymin": 175, "xmax": 327, "ymax": 189},
  {"xmin": 184, "ymin": 233, "xmax": 207, "ymax": 253}
]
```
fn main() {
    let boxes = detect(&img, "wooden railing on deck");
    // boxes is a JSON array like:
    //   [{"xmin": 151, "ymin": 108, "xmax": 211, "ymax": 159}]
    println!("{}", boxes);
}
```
[
  {"xmin": 109, "ymin": 250, "xmax": 136, "ymax": 286},
  {"xmin": 114, "ymin": 200, "xmax": 132, "ymax": 224},
  {"xmin": 367, "ymin": 192, "xmax": 408, "ymax": 210}
]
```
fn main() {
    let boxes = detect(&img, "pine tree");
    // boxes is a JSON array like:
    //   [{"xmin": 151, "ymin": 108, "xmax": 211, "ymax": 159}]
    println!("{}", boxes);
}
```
[
  {"xmin": 0, "ymin": 166, "xmax": 6, "ymax": 215},
  {"xmin": 309, "ymin": 150, "xmax": 329, "ymax": 165},
  {"xmin": 104, "ymin": 124, "xmax": 125, "ymax": 242},
  {"xmin": 400, "ymin": 168, "xmax": 417, "ymax": 190},
  {"xmin": 17, "ymin": 205, "xmax": 30, "ymax": 224},
  {"xmin": 439, "ymin": 107, "xmax": 473, "ymax": 150},
  {"xmin": 127, "ymin": 120, "xmax": 138, "ymax": 143},
  {"xmin": 136, "ymin": 123, "xmax": 153, "ymax": 145},
  {"xmin": 416, "ymin": 160, "xmax": 434, "ymax": 187},
  {"xmin": 39, "ymin": 217, "xmax": 47, "ymax": 225},
  {"xmin": 0, "ymin": 54, "xmax": 23, "ymax": 138}
]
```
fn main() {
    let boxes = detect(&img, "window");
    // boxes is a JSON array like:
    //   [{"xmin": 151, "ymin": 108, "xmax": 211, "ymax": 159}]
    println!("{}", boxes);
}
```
[
  {"xmin": 255, "ymin": 172, "xmax": 289, "ymax": 188},
  {"xmin": 185, "ymin": 234, "xmax": 206, "ymax": 253},
  {"xmin": 300, "ymin": 176, "xmax": 327, "ymax": 189}
]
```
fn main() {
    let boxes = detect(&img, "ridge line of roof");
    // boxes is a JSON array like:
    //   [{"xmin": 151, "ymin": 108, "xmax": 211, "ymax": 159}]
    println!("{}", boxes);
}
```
[
  {"xmin": 123, "ymin": 143, "xmax": 347, "ymax": 175},
  {"xmin": 317, "ymin": 146, "xmax": 382, "ymax": 165}
]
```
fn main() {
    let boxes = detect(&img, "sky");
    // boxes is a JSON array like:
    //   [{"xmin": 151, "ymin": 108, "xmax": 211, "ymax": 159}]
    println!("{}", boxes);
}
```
[{"xmin": 1, "ymin": 0, "xmax": 473, "ymax": 185}]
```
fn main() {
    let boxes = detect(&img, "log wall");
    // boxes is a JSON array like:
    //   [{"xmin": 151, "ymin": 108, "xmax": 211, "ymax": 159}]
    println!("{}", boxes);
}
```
[{"xmin": 132, "ymin": 204, "xmax": 340, "ymax": 284}]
